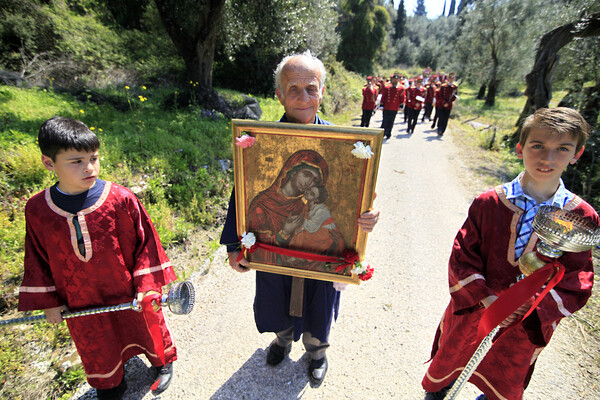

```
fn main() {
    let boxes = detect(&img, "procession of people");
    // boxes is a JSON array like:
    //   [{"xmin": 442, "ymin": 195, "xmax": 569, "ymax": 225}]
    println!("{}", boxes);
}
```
[{"xmin": 360, "ymin": 68, "xmax": 458, "ymax": 137}]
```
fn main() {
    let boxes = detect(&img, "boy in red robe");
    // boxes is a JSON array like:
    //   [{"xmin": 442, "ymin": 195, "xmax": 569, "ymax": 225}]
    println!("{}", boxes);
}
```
[
  {"xmin": 18, "ymin": 117, "xmax": 178, "ymax": 399},
  {"xmin": 361, "ymin": 76, "xmax": 378, "ymax": 127},
  {"xmin": 422, "ymin": 107, "xmax": 597, "ymax": 400},
  {"xmin": 379, "ymin": 73, "xmax": 405, "ymax": 139},
  {"xmin": 405, "ymin": 77, "xmax": 426, "ymax": 134},
  {"xmin": 434, "ymin": 72, "xmax": 458, "ymax": 136}
]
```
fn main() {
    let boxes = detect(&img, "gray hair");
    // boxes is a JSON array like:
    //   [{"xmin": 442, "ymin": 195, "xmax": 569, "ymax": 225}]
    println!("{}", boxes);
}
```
[{"xmin": 273, "ymin": 50, "xmax": 327, "ymax": 95}]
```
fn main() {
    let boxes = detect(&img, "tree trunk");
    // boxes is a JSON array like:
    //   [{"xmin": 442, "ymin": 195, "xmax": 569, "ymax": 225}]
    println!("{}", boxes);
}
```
[
  {"xmin": 485, "ymin": 80, "xmax": 497, "ymax": 107},
  {"xmin": 580, "ymin": 83, "xmax": 600, "ymax": 127},
  {"xmin": 477, "ymin": 84, "xmax": 486, "ymax": 99},
  {"xmin": 154, "ymin": 0, "xmax": 226, "ymax": 88},
  {"xmin": 485, "ymin": 45, "xmax": 499, "ymax": 107},
  {"xmin": 515, "ymin": 12, "xmax": 600, "ymax": 129}
]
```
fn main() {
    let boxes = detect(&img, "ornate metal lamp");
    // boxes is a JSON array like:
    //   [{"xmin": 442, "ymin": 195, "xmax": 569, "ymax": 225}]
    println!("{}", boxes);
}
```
[{"xmin": 1, "ymin": 281, "xmax": 195, "ymax": 326}]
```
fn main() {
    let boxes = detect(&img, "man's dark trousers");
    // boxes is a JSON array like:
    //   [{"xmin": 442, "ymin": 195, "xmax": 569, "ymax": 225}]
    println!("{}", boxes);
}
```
[
  {"xmin": 381, "ymin": 110, "xmax": 398, "ymax": 138},
  {"xmin": 437, "ymin": 109, "xmax": 451, "ymax": 135}
]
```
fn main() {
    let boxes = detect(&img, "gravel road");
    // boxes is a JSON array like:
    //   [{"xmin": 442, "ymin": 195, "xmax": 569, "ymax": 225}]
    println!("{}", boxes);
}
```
[{"xmin": 73, "ymin": 112, "xmax": 599, "ymax": 400}]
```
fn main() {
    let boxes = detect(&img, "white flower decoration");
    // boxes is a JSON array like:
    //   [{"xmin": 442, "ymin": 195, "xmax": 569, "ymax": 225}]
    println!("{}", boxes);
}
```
[
  {"xmin": 351, "ymin": 263, "xmax": 367, "ymax": 275},
  {"xmin": 351, "ymin": 141, "xmax": 374, "ymax": 159},
  {"xmin": 241, "ymin": 232, "xmax": 256, "ymax": 248}
]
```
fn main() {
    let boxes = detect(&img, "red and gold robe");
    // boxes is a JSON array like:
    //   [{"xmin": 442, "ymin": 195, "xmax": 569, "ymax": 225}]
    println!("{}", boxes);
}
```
[
  {"xmin": 422, "ymin": 186, "xmax": 596, "ymax": 400},
  {"xmin": 19, "ymin": 182, "xmax": 177, "ymax": 389}
]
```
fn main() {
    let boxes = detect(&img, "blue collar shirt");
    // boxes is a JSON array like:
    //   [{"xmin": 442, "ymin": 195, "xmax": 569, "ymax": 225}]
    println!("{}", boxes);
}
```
[{"xmin": 502, "ymin": 172, "xmax": 574, "ymax": 259}]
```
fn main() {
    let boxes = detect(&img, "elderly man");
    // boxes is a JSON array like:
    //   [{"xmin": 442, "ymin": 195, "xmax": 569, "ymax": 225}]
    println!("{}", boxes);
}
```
[{"xmin": 219, "ymin": 51, "xmax": 380, "ymax": 385}]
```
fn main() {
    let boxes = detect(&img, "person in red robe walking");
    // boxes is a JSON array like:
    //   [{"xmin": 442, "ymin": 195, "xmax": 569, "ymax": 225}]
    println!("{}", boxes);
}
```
[
  {"xmin": 361, "ymin": 76, "xmax": 378, "ymax": 127},
  {"xmin": 19, "ymin": 117, "xmax": 178, "ymax": 400},
  {"xmin": 422, "ymin": 107, "xmax": 597, "ymax": 400},
  {"xmin": 405, "ymin": 77, "xmax": 426, "ymax": 134},
  {"xmin": 379, "ymin": 73, "xmax": 405, "ymax": 139},
  {"xmin": 434, "ymin": 72, "xmax": 458, "ymax": 136},
  {"xmin": 422, "ymin": 80, "xmax": 436, "ymax": 122}
]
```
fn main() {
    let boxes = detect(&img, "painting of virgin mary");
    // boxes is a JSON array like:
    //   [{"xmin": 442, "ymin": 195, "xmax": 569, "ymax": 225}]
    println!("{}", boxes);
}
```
[{"xmin": 246, "ymin": 149, "xmax": 345, "ymax": 272}]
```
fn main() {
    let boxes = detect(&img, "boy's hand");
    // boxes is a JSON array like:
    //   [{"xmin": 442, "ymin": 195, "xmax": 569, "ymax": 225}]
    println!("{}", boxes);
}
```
[
  {"xmin": 44, "ymin": 305, "xmax": 67, "ymax": 324},
  {"xmin": 480, "ymin": 295, "xmax": 535, "ymax": 328},
  {"xmin": 137, "ymin": 291, "xmax": 161, "ymax": 311},
  {"xmin": 500, "ymin": 297, "xmax": 534, "ymax": 328},
  {"xmin": 228, "ymin": 251, "xmax": 250, "ymax": 273},
  {"xmin": 480, "ymin": 295, "xmax": 498, "ymax": 309}
]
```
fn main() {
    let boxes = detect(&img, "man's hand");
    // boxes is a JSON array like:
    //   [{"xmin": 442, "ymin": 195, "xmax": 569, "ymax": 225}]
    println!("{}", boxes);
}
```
[
  {"xmin": 358, "ymin": 209, "xmax": 380, "ymax": 232},
  {"xmin": 228, "ymin": 251, "xmax": 250, "ymax": 273},
  {"xmin": 44, "ymin": 305, "xmax": 67, "ymax": 324}
]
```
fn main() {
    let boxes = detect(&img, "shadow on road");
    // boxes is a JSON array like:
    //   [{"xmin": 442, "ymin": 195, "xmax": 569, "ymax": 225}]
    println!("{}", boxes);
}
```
[
  {"xmin": 76, "ymin": 357, "xmax": 156, "ymax": 400},
  {"xmin": 210, "ymin": 349, "xmax": 312, "ymax": 400}
]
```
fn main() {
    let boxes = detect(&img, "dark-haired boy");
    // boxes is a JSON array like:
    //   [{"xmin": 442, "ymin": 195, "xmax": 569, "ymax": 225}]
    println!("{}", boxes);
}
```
[
  {"xmin": 18, "ymin": 116, "xmax": 177, "ymax": 399},
  {"xmin": 422, "ymin": 107, "xmax": 598, "ymax": 400}
]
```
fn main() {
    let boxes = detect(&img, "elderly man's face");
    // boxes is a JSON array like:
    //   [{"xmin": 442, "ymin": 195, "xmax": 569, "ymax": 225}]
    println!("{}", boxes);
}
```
[{"xmin": 276, "ymin": 57, "xmax": 324, "ymax": 124}]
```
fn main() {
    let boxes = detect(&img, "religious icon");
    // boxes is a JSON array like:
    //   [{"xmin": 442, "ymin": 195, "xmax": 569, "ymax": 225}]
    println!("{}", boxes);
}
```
[{"xmin": 232, "ymin": 120, "xmax": 383, "ymax": 284}]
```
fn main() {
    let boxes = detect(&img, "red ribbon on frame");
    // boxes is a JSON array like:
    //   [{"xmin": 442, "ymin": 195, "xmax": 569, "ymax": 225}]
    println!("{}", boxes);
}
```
[
  {"xmin": 140, "ymin": 293, "xmax": 166, "ymax": 366},
  {"xmin": 236, "ymin": 238, "xmax": 359, "ymax": 272},
  {"xmin": 476, "ymin": 255, "xmax": 565, "ymax": 343}
]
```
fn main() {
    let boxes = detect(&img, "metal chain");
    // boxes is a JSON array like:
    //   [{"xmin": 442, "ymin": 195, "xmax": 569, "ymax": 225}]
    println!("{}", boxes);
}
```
[{"xmin": 444, "ymin": 326, "xmax": 499, "ymax": 400}]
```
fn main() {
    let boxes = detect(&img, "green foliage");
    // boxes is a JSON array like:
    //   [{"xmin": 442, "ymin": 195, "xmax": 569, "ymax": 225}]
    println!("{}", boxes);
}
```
[
  {"xmin": 320, "ymin": 58, "xmax": 364, "ymax": 116},
  {"xmin": 414, "ymin": 0, "xmax": 427, "ymax": 17},
  {"xmin": 0, "ymin": 0, "xmax": 58, "ymax": 71},
  {"xmin": 386, "ymin": 14, "xmax": 458, "ymax": 70},
  {"xmin": 338, "ymin": 0, "xmax": 390, "ymax": 75},
  {"xmin": 50, "ymin": 365, "xmax": 87, "ymax": 397},
  {"xmin": 215, "ymin": 0, "xmax": 339, "ymax": 95},
  {"xmin": 49, "ymin": 3, "xmax": 127, "ymax": 70},
  {"xmin": 0, "ymin": 0, "xmax": 180, "ymax": 87},
  {"xmin": 394, "ymin": 0, "xmax": 407, "ymax": 40}
]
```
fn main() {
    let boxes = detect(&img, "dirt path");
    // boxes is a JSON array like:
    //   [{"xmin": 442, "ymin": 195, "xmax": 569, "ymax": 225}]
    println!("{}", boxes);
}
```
[{"xmin": 73, "ymin": 112, "xmax": 599, "ymax": 400}]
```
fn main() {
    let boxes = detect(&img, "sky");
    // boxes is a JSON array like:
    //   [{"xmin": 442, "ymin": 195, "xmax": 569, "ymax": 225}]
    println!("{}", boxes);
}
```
[{"xmin": 392, "ymin": 0, "xmax": 448, "ymax": 19}]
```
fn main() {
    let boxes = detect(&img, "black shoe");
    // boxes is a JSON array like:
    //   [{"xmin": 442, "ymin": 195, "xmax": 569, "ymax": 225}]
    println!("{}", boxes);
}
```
[
  {"xmin": 96, "ymin": 378, "xmax": 127, "ymax": 400},
  {"xmin": 424, "ymin": 381, "xmax": 454, "ymax": 400},
  {"xmin": 266, "ymin": 342, "xmax": 291, "ymax": 366},
  {"xmin": 151, "ymin": 363, "xmax": 173, "ymax": 394},
  {"xmin": 476, "ymin": 395, "xmax": 488, "ymax": 400},
  {"xmin": 424, "ymin": 387, "xmax": 450, "ymax": 400},
  {"xmin": 308, "ymin": 356, "xmax": 328, "ymax": 385},
  {"xmin": 431, "ymin": 124, "xmax": 436, "ymax": 129}
]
